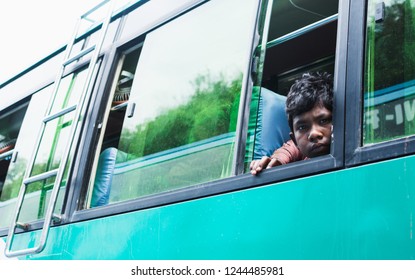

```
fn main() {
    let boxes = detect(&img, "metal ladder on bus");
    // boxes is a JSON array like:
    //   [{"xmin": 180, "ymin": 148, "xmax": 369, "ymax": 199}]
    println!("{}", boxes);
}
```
[{"xmin": 4, "ymin": 0, "xmax": 115, "ymax": 258}]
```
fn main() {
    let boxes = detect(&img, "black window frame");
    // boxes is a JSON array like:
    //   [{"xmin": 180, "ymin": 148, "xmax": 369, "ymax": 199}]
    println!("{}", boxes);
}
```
[{"xmin": 344, "ymin": 0, "xmax": 415, "ymax": 167}]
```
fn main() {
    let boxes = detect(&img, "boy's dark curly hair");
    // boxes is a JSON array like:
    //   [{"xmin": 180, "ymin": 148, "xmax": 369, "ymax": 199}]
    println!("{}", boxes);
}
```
[{"xmin": 285, "ymin": 72, "xmax": 333, "ymax": 132}]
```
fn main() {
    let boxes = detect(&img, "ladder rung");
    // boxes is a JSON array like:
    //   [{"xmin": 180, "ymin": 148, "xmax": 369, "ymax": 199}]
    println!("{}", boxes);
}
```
[
  {"xmin": 82, "ymin": 16, "xmax": 96, "ymax": 23},
  {"xmin": 23, "ymin": 169, "xmax": 59, "ymax": 185},
  {"xmin": 63, "ymin": 45, "xmax": 96, "ymax": 66},
  {"xmin": 82, "ymin": 0, "xmax": 110, "ymax": 19},
  {"xmin": 43, "ymin": 105, "xmax": 77, "ymax": 123}
]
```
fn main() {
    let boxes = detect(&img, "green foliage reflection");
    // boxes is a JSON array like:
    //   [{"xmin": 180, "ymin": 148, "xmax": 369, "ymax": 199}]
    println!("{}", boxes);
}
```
[
  {"xmin": 119, "ymin": 73, "xmax": 242, "ymax": 159},
  {"xmin": 364, "ymin": 0, "xmax": 415, "ymax": 143},
  {"xmin": 366, "ymin": 0, "xmax": 415, "ymax": 91}
]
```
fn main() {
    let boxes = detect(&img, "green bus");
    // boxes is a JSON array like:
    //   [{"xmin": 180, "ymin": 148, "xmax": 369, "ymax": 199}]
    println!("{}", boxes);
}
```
[{"xmin": 1, "ymin": 0, "xmax": 415, "ymax": 259}]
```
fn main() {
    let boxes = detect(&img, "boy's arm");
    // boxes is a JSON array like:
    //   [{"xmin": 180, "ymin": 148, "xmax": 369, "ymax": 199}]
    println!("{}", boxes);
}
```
[
  {"xmin": 270, "ymin": 139, "xmax": 303, "ymax": 164},
  {"xmin": 250, "ymin": 139, "xmax": 303, "ymax": 175}
]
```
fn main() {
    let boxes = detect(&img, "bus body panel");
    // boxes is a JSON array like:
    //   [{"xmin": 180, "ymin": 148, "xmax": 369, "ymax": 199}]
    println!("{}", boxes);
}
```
[{"xmin": 5, "ymin": 154, "xmax": 414, "ymax": 260}]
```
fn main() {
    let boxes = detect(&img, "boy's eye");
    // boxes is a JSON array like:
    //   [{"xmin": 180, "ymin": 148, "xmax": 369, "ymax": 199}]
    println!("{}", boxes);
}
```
[
  {"xmin": 320, "ymin": 118, "xmax": 332, "ymax": 125},
  {"xmin": 297, "ymin": 124, "xmax": 308, "ymax": 131}
]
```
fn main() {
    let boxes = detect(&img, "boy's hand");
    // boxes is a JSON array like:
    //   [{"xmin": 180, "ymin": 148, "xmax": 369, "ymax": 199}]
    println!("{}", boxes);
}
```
[{"xmin": 250, "ymin": 156, "xmax": 280, "ymax": 175}]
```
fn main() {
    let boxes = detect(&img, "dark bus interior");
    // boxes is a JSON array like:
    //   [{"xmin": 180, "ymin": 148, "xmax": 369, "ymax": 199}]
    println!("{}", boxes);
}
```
[{"xmin": 262, "ymin": 0, "xmax": 338, "ymax": 95}]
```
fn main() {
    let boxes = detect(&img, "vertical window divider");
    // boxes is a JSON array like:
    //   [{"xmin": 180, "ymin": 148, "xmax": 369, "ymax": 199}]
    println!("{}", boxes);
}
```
[
  {"xmin": 344, "ymin": 0, "xmax": 368, "ymax": 166},
  {"xmin": 232, "ymin": 0, "xmax": 273, "ymax": 175}
]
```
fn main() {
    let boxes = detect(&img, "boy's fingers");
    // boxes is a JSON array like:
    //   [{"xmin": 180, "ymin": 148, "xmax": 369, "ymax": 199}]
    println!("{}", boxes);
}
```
[
  {"xmin": 250, "ymin": 160, "xmax": 258, "ymax": 171},
  {"xmin": 257, "ymin": 156, "xmax": 271, "ymax": 171},
  {"xmin": 250, "ymin": 160, "xmax": 260, "ymax": 175},
  {"xmin": 266, "ymin": 158, "xmax": 277, "ymax": 168},
  {"xmin": 250, "ymin": 156, "xmax": 272, "ymax": 175}
]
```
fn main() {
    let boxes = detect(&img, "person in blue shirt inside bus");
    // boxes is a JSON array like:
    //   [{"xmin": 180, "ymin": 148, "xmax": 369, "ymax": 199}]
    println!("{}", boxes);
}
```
[{"xmin": 250, "ymin": 72, "xmax": 333, "ymax": 175}]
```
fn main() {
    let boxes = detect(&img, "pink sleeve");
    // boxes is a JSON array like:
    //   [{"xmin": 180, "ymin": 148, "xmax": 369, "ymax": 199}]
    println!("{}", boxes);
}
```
[{"xmin": 270, "ymin": 140, "xmax": 303, "ymax": 165}]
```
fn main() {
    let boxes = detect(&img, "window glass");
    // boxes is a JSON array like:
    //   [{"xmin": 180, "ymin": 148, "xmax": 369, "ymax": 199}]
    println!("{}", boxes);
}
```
[
  {"xmin": 120, "ymin": 0, "xmax": 198, "ymax": 42},
  {"xmin": 0, "ymin": 86, "xmax": 60, "ymax": 228},
  {"xmin": 364, "ymin": 0, "xmax": 415, "ymax": 144},
  {"xmin": 32, "ymin": 70, "xmax": 87, "ymax": 177},
  {"xmin": 88, "ymin": 0, "xmax": 258, "ymax": 207}
]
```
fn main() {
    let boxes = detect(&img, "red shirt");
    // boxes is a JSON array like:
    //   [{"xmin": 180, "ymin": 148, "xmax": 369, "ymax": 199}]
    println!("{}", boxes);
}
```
[{"xmin": 271, "ymin": 139, "xmax": 306, "ymax": 165}]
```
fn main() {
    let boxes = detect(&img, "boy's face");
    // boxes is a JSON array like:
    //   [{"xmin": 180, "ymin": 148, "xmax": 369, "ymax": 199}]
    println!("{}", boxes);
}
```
[{"xmin": 290, "ymin": 104, "xmax": 332, "ymax": 158}]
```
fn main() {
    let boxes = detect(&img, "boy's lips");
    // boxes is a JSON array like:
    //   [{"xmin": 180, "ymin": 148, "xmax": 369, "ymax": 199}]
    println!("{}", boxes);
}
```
[{"xmin": 310, "ymin": 143, "xmax": 329, "ymax": 154}]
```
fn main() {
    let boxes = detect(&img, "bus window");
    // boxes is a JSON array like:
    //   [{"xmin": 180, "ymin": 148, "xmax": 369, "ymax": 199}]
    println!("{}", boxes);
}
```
[
  {"xmin": 103, "ymin": 46, "xmax": 141, "ymax": 151},
  {"xmin": 86, "ymin": 0, "xmax": 259, "ymax": 208},
  {"xmin": 246, "ymin": 0, "xmax": 338, "ymax": 168},
  {"xmin": 0, "ymin": 87, "xmax": 53, "ymax": 229},
  {"xmin": 0, "ymin": 66, "xmax": 88, "ymax": 228},
  {"xmin": 363, "ymin": 0, "xmax": 415, "ymax": 144},
  {"xmin": 86, "ymin": 45, "xmax": 141, "ymax": 207},
  {"xmin": 0, "ymin": 103, "xmax": 28, "ymax": 202}
]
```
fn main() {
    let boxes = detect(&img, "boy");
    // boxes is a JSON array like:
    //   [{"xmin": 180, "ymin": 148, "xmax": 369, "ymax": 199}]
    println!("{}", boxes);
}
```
[{"xmin": 250, "ymin": 72, "xmax": 333, "ymax": 175}]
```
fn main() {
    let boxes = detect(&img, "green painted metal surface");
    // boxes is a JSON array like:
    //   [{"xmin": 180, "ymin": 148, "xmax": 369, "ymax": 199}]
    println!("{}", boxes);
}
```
[{"xmin": 5, "ymin": 154, "xmax": 415, "ymax": 260}]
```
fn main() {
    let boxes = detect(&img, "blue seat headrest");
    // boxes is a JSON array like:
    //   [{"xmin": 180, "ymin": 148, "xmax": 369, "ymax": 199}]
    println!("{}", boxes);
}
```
[{"xmin": 253, "ymin": 88, "xmax": 291, "ymax": 159}]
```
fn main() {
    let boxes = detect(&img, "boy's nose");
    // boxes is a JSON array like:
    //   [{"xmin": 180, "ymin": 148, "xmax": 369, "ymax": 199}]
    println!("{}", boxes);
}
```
[{"xmin": 308, "ymin": 126, "xmax": 323, "ymax": 142}]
